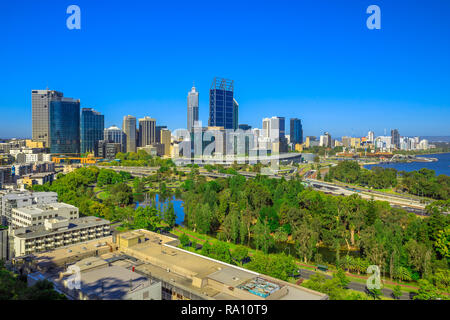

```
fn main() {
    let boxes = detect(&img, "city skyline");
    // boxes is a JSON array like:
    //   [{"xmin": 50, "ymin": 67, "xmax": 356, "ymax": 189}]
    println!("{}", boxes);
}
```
[{"xmin": 1, "ymin": 0, "xmax": 450, "ymax": 138}]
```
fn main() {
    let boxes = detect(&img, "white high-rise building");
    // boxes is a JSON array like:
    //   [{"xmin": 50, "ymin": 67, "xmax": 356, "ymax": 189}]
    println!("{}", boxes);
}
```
[
  {"xmin": 187, "ymin": 85, "xmax": 199, "ymax": 132},
  {"xmin": 122, "ymin": 115, "xmax": 137, "ymax": 153},
  {"xmin": 367, "ymin": 131, "xmax": 374, "ymax": 143},
  {"xmin": 418, "ymin": 139, "xmax": 429, "ymax": 150},
  {"xmin": 262, "ymin": 118, "xmax": 271, "ymax": 138},
  {"xmin": 375, "ymin": 136, "xmax": 393, "ymax": 151}
]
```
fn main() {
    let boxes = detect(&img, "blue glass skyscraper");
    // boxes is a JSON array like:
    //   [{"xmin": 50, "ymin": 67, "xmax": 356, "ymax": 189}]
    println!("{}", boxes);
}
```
[
  {"xmin": 81, "ymin": 108, "xmax": 104, "ymax": 154},
  {"xmin": 49, "ymin": 98, "xmax": 80, "ymax": 154},
  {"xmin": 209, "ymin": 77, "xmax": 236, "ymax": 130},
  {"xmin": 290, "ymin": 118, "xmax": 303, "ymax": 145}
]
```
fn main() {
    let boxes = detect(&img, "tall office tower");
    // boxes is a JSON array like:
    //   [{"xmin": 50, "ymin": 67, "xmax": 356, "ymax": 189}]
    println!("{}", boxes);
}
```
[
  {"xmin": 49, "ymin": 97, "xmax": 81, "ymax": 154},
  {"xmin": 262, "ymin": 118, "xmax": 271, "ymax": 138},
  {"xmin": 325, "ymin": 132, "xmax": 332, "ymax": 148},
  {"xmin": 187, "ymin": 85, "xmax": 199, "ymax": 132},
  {"xmin": 80, "ymin": 108, "xmax": 104, "ymax": 154},
  {"xmin": 290, "ymin": 118, "xmax": 303, "ymax": 145},
  {"xmin": 136, "ymin": 128, "xmax": 140, "ymax": 148},
  {"xmin": 268, "ymin": 116, "xmax": 287, "ymax": 153},
  {"xmin": 391, "ymin": 129, "xmax": 400, "ymax": 149},
  {"xmin": 209, "ymin": 77, "xmax": 235, "ymax": 129},
  {"xmin": 104, "ymin": 125, "xmax": 125, "ymax": 152},
  {"xmin": 269, "ymin": 117, "xmax": 285, "ymax": 140},
  {"xmin": 367, "ymin": 131, "xmax": 374, "ymax": 143},
  {"xmin": 155, "ymin": 125, "xmax": 167, "ymax": 143},
  {"xmin": 32, "ymin": 89, "xmax": 64, "ymax": 148},
  {"xmin": 160, "ymin": 129, "xmax": 171, "ymax": 156},
  {"xmin": 138, "ymin": 117, "xmax": 156, "ymax": 147},
  {"xmin": 232, "ymin": 99, "xmax": 239, "ymax": 130},
  {"xmin": 122, "ymin": 115, "xmax": 137, "ymax": 153}
]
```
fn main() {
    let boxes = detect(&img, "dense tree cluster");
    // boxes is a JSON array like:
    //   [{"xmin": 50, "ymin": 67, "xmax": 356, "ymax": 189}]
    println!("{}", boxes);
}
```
[
  {"xmin": 325, "ymin": 161, "xmax": 397, "ymax": 189},
  {"xmin": 325, "ymin": 161, "xmax": 450, "ymax": 200},
  {"xmin": 302, "ymin": 273, "xmax": 369, "ymax": 300},
  {"xmin": 181, "ymin": 173, "xmax": 449, "ymax": 290},
  {"xmin": 0, "ymin": 261, "xmax": 66, "ymax": 300},
  {"xmin": 31, "ymin": 167, "xmax": 174, "ymax": 231},
  {"xmin": 399, "ymin": 168, "xmax": 450, "ymax": 200},
  {"xmin": 99, "ymin": 151, "xmax": 176, "ymax": 168}
]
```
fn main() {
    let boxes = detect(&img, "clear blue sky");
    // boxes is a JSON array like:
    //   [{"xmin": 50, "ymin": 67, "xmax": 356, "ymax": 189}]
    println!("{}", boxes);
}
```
[{"xmin": 1, "ymin": 0, "xmax": 449, "ymax": 139}]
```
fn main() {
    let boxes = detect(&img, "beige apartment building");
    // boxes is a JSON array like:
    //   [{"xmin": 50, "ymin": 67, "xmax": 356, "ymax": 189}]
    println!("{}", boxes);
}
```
[{"xmin": 11, "ymin": 202, "xmax": 79, "ymax": 229}]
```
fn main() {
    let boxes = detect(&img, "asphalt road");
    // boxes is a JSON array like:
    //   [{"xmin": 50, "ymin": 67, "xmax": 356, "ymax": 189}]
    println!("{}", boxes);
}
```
[{"xmin": 298, "ymin": 268, "xmax": 413, "ymax": 300}]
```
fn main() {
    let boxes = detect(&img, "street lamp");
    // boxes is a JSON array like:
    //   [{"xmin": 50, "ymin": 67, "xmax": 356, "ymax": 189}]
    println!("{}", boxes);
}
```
[{"xmin": 284, "ymin": 247, "xmax": 291, "ymax": 256}]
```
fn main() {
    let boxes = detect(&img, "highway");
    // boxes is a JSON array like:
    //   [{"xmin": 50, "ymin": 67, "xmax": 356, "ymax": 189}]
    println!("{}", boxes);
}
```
[{"xmin": 303, "ymin": 178, "xmax": 428, "ymax": 215}]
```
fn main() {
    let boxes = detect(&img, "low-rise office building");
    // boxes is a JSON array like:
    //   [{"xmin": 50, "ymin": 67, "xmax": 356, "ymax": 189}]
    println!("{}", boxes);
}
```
[
  {"xmin": 11, "ymin": 216, "xmax": 111, "ymax": 257},
  {"xmin": 96, "ymin": 140, "xmax": 122, "ymax": 160},
  {"xmin": 18, "ymin": 172, "xmax": 55, "ymax": 189},
  {"xmin": 13, "ymin": 230, "xmax": 327, "ymax": 300},
  {"xmin": 115, "ymin": 230, "xmax": 328, "ymax": 300},
  {"xmin": 0, "ymin": 191, "xmax": 58, "ymax": 226},
  {"xmin": 11, "ymin": 202, "xmax": 78, "ymax": 229}
]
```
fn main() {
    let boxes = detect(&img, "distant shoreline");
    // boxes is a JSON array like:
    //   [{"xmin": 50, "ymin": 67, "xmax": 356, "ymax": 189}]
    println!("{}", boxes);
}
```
[{"xmin": 363, "ymin": 152, "xmax": 450, "ymax": 176}]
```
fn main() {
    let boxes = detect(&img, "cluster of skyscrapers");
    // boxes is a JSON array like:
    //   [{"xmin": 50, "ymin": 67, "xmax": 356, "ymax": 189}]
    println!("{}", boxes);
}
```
[
  {"xmin": 29, "ymin": 77, "xmax": 306, "ymax": 161},
  {"xmin": 31, "ymin": 89, "xmax": 172, "ymax": 159},
  {"xmin": 181, "ymin": 77, "xmax": 304, "ymax": 159}
]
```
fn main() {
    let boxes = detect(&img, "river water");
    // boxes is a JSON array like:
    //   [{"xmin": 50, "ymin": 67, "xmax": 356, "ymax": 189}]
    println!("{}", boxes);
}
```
[
  {"xmin": 364, "ymin": 152, "xmax": 450, "ymax": 176},
  {"xmin": 135, "ymin": 193, "xmax": 185, "ymax": 226}
]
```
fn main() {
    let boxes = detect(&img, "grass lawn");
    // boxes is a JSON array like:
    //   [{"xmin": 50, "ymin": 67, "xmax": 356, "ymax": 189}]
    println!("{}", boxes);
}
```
[{"xmin": 97, "ymin": 191, "xmax": 110, "ymax": 200}]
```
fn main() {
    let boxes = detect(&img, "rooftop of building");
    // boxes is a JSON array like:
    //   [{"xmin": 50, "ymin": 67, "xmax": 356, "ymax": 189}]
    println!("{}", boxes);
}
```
[
  {"xmin": 22, "ymin": 172, "xmax": 55, "ymax": 179},
  {"xmin": 17, "ymin": 236, "xmax": 114, "ymax": 267},
  {"xmin": 12, "ymin": 202, "xmax": 74, "ymax": 215},
  {"xmin": 64, "ymin": 264, "xmax": 152, "ymax": 300},
  {"xmin": 117, "ymin": 229, "xmax": 327, "ymax": 300},
  {"xmin": 0, "ymin": 191, "xmax": 57, "ymax": 200}
]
